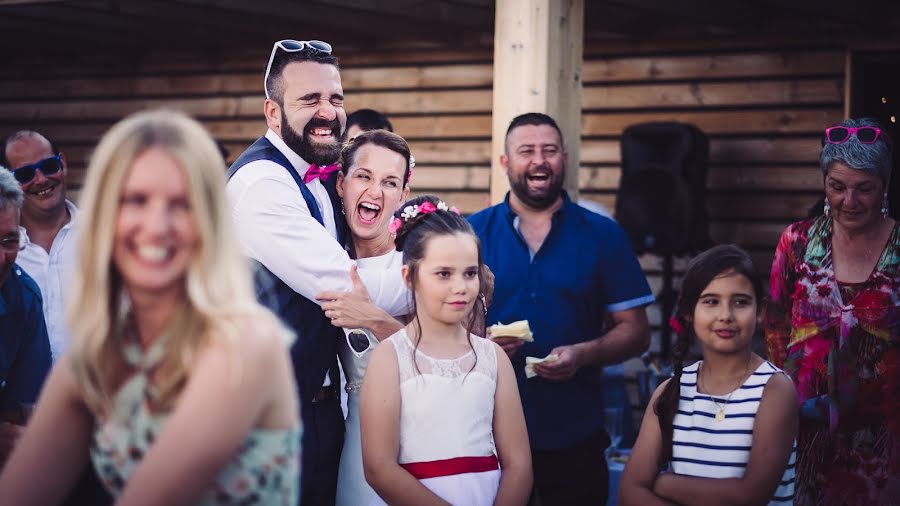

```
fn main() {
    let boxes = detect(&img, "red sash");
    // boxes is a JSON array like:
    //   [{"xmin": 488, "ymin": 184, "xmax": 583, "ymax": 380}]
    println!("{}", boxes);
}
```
[{"xmin": 401, "ymin": 455, "xmax": 499, "ymax": 479}]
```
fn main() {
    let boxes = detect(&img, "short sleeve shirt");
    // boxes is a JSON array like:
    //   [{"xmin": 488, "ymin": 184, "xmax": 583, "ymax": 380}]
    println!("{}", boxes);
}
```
[{"xmin": 468, "ymin": 193, "xmax": 654, "ymax": 449}]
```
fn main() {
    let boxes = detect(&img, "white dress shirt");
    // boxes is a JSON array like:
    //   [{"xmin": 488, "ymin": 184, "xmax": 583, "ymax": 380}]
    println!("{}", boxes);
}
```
[{"xmin": 16, "ymin": 200, "xmax": 78, "ymax": 362}]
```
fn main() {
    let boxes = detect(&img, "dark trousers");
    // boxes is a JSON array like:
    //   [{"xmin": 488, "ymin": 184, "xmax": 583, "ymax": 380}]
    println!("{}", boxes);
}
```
[
  {"xmin": 529, "ymin": 429, "xmax": 610, "ymax": 506},
  {"xmin": 300, "ymin": 396, "xmax": 344, "ymax": 506}
]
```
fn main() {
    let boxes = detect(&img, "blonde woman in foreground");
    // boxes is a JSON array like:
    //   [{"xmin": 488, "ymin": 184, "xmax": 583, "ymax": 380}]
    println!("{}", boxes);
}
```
[{"xmin": 0, "ymin": 109, "xmax": 301, "ymax": 505}]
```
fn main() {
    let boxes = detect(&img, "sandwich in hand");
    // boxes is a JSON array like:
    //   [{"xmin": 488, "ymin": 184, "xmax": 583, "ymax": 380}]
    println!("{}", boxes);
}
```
[{"xmin": 488, "ymin": 320, "xmax": 534, "ymax": 342}]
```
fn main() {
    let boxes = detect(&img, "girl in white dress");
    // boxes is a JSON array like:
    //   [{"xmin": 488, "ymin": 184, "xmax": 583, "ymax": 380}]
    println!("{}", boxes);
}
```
[
  {"xmin": 619, "ymin": 245, "xmax": 798, "ymax": 506},
  {"xmin": 360, "ymin": 195, "xmax": 532, "ymax": 506}
]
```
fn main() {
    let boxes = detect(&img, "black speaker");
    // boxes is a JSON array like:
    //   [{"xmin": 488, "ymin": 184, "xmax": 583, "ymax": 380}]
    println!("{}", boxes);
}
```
[{"xmin": 615, "ymin": 122, "xmax": 712, "ymax": 256}]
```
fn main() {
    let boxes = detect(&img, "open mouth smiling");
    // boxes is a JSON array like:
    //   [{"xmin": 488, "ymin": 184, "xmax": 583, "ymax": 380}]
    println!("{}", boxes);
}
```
[
  {"xmin": 526, "ymin": 170, "xmax": 552, "ymax": 187},
  {"xmin": 357, "ymin": 201, "xmax": 381, "ymax": 225},
  {"xmin": 308, "ymin": 126, "xmax": 337, "ymax": 141},
  {"xmin": 31, "ymin": 184, "xmax": 56, "ymax": 197},
  {"xmin": 136, "ymin": 244, "xmax": 171, "ymax": 263}
]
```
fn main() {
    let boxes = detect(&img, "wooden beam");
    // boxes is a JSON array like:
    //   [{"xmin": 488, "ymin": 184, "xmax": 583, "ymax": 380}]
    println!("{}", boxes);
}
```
[
  {"xmin": 312, "ymin": 0, "xmax": 494, "ymax": 30},
  {"xmin": 180, "ymin": 0, "xmax": 474, "ymax": 49},
  {"xmin": 490, "ymin": 0, "xmax": 584, "ymax": 204},
  {"xmin": 0, "ymin": 0, "xmax": 66, "ymax": 4}
]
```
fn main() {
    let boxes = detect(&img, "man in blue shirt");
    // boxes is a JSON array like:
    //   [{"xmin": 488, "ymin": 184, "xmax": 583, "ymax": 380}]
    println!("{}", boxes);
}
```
[
  {"xmin": 0, "ymin": 166, "xmax": 51, "ymax": 467},
  {"xmin": 469, "ymin": 113, "xmax": 653, "ymax": 505}
]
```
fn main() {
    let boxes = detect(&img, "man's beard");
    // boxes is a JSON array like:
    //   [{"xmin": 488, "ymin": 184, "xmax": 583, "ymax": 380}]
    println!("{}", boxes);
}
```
[
  {"xmin": 509, "ymin": 166, "xmax": 565, "ymax": 209},
  {"xmin": 281, "ymin": 115, "xmax": 342, "ymax": 166}
]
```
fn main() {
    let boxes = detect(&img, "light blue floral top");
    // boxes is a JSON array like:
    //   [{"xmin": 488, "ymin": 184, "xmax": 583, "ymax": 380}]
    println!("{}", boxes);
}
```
[{"xmin": 90, "ymin": 335, "xmax": 301, "ymax": 505}]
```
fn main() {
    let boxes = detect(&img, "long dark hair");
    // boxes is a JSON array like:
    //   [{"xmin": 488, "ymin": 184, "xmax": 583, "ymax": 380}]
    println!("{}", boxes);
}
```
[
  {"xmin": 393, "ymin": 195, "xmax": 486, "ymax": 371},
  {"xmin": 653, "ymin": 244, "xmax": 763, "ymax": 463}
]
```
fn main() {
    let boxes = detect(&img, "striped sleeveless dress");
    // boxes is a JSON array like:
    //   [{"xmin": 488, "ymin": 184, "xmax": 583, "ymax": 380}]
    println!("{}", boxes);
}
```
[{"xmin": 672, "ymin": 360, "xmax": 796, "ymax": 505}]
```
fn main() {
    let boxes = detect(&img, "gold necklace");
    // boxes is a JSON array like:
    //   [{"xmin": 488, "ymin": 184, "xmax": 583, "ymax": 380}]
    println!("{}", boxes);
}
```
[{"xmin": 700, "ymin": 356, "xmax": 754, "ymax": 422}]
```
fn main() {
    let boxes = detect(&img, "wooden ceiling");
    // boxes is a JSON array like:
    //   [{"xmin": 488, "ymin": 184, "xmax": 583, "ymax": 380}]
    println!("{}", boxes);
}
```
[{"xmin": 2, "ymin": 0, "xmax": 899, "ymax": 59}]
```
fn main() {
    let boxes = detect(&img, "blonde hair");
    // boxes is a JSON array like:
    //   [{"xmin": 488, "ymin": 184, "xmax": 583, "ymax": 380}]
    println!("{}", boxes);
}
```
[{"xmin": 68, "ymin": 109, "xmax": 285, "ymax": 417}]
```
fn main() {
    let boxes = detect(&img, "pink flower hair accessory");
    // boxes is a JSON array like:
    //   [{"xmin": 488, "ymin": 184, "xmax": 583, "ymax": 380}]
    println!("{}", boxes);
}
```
[
  {"xmin": 407, "ymin": 154, "xmax": 415, "ymax": 182},
  {"xmin": 390, "ymin": 199, "xmax": 460, "ymax": 235},
  {"xmin": 389, "ymin": 218, "xmax": 403, "ymax": 234},
  {"xmin": 668, "ymin": 316, "xmax": 684, "ymax": 336}
]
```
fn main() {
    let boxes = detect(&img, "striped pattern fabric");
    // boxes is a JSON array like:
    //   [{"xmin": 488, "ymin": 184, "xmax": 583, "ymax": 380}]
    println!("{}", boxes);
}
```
[{"xmin": 671, "ymin": 360, "xmax": 796, "ymax": 505}]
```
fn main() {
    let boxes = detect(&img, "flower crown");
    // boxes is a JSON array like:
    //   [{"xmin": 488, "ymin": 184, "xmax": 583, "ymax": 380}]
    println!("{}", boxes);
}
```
[{"xmin": 389, "ymin": 199, "xmax": 460, "ymax": 234}]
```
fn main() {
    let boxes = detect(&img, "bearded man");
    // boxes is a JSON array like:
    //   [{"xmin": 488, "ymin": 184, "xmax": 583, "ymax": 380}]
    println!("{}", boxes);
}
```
[
  {"xmin": 225, "ymin": 40, "xmax": 408, "ymax": 506},
  {"xmin": 469, "ymin": 113, "xmax": 653, "ymax": 505}
]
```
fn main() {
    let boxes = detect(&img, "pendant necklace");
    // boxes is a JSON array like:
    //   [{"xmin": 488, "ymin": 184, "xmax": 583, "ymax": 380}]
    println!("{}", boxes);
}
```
[
  {"xmin": 710, "ymin": 390, "xmax": 733, "ymax": 422},
  {"xmin": 701, "ymin": 356, "xmax": 754, "ymax": 422}
]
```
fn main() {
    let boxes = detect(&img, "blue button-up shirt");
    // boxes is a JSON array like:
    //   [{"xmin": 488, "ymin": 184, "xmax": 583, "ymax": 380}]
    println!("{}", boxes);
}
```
[
  {"xmin": 469, "ymin": 193, "xmax": 654, "ymax": 449},
  {"xmin": 0, "ymin": 264, "xmax": 52, "ymax": 412}
]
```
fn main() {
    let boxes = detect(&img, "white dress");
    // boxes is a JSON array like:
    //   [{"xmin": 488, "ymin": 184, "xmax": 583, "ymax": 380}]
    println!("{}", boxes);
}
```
[
  {"xmin": 369, "ymin": 329, "xmax": 501, "ymax": 506},
  {"xmin": 336, "ymin": 250, "xmax": 402, "ymax": 506}
]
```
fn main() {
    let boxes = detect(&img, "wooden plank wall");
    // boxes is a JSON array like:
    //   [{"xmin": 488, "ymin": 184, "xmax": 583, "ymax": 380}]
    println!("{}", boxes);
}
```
[
  {"xmin": 0, "ymin": 42, "xmax": 850, "ymax": 430},
  {"xmin": 0, "ymin": 44, "xmax": 843, "ymax": 356}
]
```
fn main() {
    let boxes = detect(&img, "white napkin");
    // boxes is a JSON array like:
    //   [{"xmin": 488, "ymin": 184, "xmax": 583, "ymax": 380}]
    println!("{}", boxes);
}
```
[
  {"xmin": 524, "ymin": 353, "xmax": 559, "ymax": 379},
  {"xmin": 488, "ymin": 319, "xmax": 534, "ymax": 342}
]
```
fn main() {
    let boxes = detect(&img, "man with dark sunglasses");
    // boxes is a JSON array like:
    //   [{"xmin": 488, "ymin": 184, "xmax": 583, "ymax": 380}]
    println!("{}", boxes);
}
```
[
  {"xmin": 2, "ymin": 132, "xmax": 108, "ymax": 505},
  {"xmin": 226, "ymin": 40, "xmax": 409, "ymax": 506},
  {"xmin": 2, "ymin": 131, "xmax": 77, "ymax": 364}
]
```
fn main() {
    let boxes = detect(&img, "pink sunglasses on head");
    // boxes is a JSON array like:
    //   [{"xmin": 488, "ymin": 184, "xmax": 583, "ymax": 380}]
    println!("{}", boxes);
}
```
[{"xmin": 824, "ymin": 126, "xmax": 882, "ymax": 144}]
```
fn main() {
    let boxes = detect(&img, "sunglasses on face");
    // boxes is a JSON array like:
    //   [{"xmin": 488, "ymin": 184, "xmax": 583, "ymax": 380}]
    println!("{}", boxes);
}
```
[
  {"xmin": 345, "ymin": 328, "xmax": 375, "ymax": 357},
  {"xmin": 263, "ymin": 39, "xmax": 333, "ymax": 100},
  {"xmin": 12, "ymin": 154, "xmax": 62, "ymax": 184},
  {"xmin": 0, "ymin": 232, "xmax": 22, "ymax": 253},
  {"xmin": 824, "ymin": 126, "xmax": 882, "ymax": 144}
]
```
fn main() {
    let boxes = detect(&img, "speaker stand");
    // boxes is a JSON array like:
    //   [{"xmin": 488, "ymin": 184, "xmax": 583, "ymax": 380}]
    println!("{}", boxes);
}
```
[{"xmin": 660, "ymin": 253, "xmax": 675, "ymax": 360}]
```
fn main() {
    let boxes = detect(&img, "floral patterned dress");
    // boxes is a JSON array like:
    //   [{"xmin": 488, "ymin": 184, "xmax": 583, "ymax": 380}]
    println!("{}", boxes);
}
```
[
  {"xmin": 765, "ymin": 215, "xmax": 900, "ymax": 505},
  {"xmin": 90, "ymin": 334, "xmax": 301, "ymax": 505}
]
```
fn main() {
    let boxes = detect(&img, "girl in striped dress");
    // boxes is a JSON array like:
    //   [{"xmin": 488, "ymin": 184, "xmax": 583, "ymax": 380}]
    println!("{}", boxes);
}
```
[{"xmin": 620, "ymin": 245, "xmax": 798, "ymax": 505}]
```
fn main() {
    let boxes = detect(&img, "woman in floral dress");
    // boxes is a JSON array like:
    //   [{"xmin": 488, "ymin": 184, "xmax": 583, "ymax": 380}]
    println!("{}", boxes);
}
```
[
  {"xmin": 0, "ymin": 110, "xmax": 301, "ymax": 505},
  {"xmin": 765, "ymin": 117, "xmax": 899, "ymax": 505}
]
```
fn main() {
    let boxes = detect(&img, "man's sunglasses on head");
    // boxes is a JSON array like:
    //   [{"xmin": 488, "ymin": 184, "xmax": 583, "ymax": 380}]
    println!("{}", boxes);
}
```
[
  {"xmin": 12, "ymin": 153, "xmax": 63, "ymax": 184},
  {"xmin": 824, "ymin": 126, "xmax": 882, "ymax": 144},
  {"xmin": 263, "ymin": 39, "xmax": 333, "ymax": 99}
]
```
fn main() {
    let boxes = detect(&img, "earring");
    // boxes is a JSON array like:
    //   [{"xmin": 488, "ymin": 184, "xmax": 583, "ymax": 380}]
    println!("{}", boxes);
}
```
[
  {"xmin": 340, "ymin": 200, "xmax": 346, "ymax": 216},
  {"xmin": 882, "ymin": 192, "xmax": 889, "ymax": 218},
  {"xmin": 823, "ymin": 199, "xmax": 831, "ymax": 217}
]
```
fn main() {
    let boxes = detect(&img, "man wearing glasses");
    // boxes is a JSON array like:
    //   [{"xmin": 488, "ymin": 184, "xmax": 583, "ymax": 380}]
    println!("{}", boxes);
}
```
[
  {"xmin": 2, "ymin": 131, "xmax": 77, "ymax": 363},
  {"xmin": 0, "ymin": 166, "xmax": 51, "ymax": 469},
  {"xmin": 226, "ymin": 40, "xmax": 408, "ymax": 506}
]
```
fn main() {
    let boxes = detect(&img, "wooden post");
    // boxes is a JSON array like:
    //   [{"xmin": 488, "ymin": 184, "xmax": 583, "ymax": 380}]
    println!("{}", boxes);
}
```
[{"xmin": 490, "ymin": 0, "xmax": 584, "ymax": 205}]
